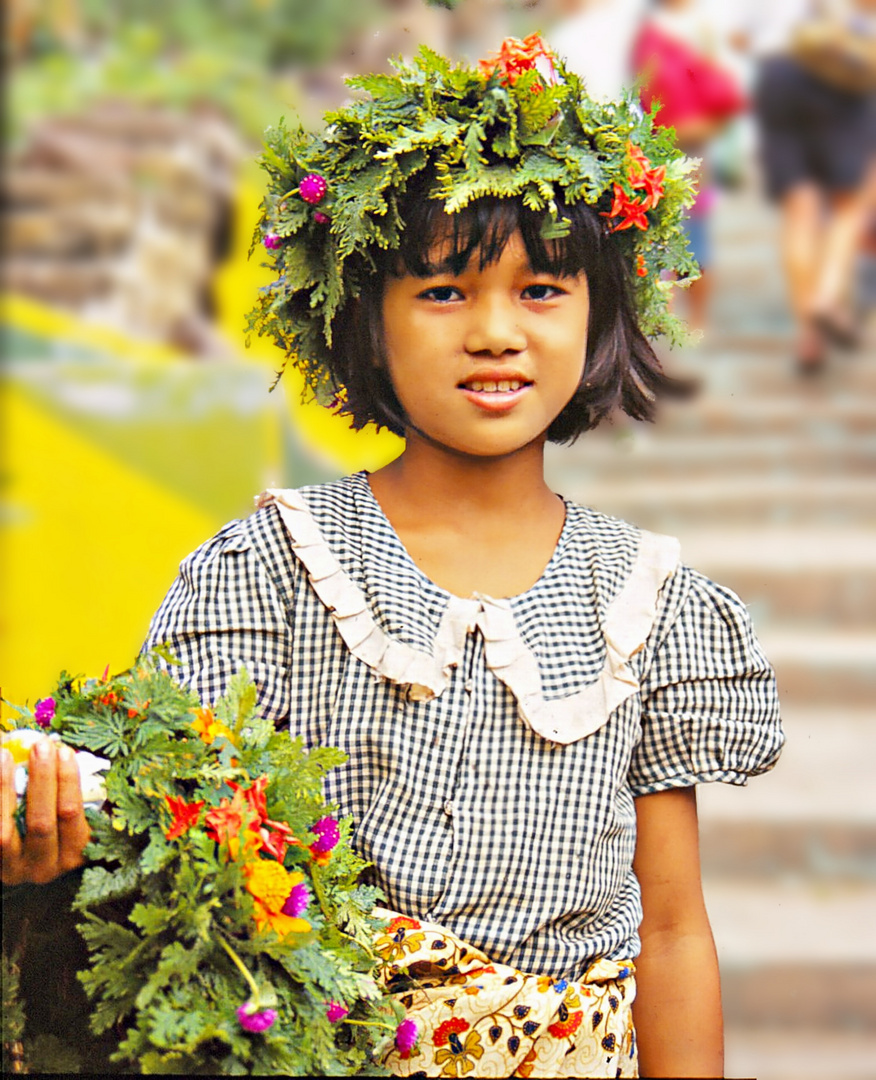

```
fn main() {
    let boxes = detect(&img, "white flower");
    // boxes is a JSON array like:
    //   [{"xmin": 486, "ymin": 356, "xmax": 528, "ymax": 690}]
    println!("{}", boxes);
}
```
[{"xmin": 1, "ymin": 729, "xmax": 109, "ymax": 808}]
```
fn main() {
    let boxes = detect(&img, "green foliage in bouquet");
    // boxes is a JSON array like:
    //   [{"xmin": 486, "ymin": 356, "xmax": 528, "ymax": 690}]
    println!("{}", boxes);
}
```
[{"xmin": 2, "ymin": 653, "xmax": 406, "ymax": 1075}]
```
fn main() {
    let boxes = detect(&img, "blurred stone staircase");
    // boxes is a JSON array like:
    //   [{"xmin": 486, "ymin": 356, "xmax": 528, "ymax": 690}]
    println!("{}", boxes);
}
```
[{"xmin": 546, "ymin": 181, "xmax": 876, "ymax": 1080}]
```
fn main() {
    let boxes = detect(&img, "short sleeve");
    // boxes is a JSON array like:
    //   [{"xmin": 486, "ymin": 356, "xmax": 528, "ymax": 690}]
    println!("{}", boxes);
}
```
[
  {"xmin": 142, "ymin": 506, "xmax": 297, "ymax": 723},
  {"xmin": 628, "ymin": 564, "xmax": 784, "ymax": 796}
]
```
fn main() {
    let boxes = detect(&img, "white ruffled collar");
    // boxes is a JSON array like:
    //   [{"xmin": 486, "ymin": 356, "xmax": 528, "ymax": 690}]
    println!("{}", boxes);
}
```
[{"xmin": 257, "ymin": 479, "xmax": 679, "ymax": 745}]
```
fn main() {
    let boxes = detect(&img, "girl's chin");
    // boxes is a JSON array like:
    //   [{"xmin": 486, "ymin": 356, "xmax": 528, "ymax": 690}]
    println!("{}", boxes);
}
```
[{"xmin": 405, "ymin": 425, "xmax": 549, "ymax": 462}]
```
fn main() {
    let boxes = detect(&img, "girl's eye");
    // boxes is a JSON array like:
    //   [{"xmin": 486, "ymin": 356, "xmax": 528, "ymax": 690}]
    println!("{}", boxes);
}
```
[
  {"xmin": 419, "ymin": 286, "xmax": 462, "ymax": 303},
  {"xmin": 522, "ymin": 283, "xmax": 564, "ymax": 301}
]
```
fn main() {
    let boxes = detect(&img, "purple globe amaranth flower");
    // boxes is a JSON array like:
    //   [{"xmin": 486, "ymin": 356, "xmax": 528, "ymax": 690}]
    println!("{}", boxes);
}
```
[
  {"xmin": 237, "ymin": 1002, "xmax": 277, "ymax": 1033},
  {"xmin": 326, "ymin": 1000, "xmax": 349, "ymax": 1023},
  {"xmin": 395, "ymin": 1017, "xmax": 418, "ymax": 1054},
  {"xmin": 34, "ymin": 698, "xmax": 56, "ymax": 728},
  {"xmin": 313, "ymin": 211, "xmax": 330, "ymax": 225},
  {"xmin": 263, "ymin": 232, "xmax": 282, "ymax": 250},
  {"xmin": 299, "ymin": 173, "xmax": 327, "ymax": 205},
  {"xmin": 310, "ymin": 816, "xmax": 340, "ymax": 854},
  {"xmin": 281, "ymin": 880, "xmax": 310, "ymax": 918}
]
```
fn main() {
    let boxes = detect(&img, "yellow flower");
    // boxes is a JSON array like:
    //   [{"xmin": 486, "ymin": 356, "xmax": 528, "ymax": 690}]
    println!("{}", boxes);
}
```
[
  {"xmin": 244, "ymin": 861, "xmax": 311, "ymax": 938},
  {"xmin": 433, "ymin": 1024, "xmax": 484, "ymax": 1077},
  {"xmin": 191, "ymin": 707, "xmax": 237, "ymax": 747}
]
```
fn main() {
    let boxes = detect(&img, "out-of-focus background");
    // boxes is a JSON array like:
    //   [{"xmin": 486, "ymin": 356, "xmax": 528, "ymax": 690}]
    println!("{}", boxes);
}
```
[{"xmin": 3, "ymin": 2, "xmax": 875, "ymax": 1077}]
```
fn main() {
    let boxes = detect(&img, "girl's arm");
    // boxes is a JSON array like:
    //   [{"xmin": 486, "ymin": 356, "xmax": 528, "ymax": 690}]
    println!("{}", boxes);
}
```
[{"xmin": 632, "ymin": 786, "xmax": 724, "ymax": 1078}]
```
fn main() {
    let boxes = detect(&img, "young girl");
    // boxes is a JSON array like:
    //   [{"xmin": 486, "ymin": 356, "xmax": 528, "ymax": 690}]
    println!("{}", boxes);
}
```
[{"xmin": 1, "ymin": 38, "xmax": 784, "ymax": 1078}]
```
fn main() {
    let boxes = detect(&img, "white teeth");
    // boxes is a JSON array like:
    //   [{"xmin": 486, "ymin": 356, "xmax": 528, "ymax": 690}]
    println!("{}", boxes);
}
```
[{"xmin": 464, "ymin": 378, "xmax": 526, "ymax": 393}]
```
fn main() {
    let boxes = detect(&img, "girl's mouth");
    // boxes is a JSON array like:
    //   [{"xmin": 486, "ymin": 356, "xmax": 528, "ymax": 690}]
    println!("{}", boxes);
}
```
[{"xmin": 458, "ymin": 376, "xmax": 532, "ymax": 412}]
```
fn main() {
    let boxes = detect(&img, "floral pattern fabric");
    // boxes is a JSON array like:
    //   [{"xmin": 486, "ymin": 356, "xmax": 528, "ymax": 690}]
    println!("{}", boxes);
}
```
[{"xmin": 374, "ymin": 910, "xmax": 637, "ymax": 1078}]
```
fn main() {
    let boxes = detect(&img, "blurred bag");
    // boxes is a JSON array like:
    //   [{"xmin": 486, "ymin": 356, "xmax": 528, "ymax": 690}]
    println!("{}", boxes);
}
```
[
  {"xmin": 791, "ymin": 17, "xmax": 876, "ymax": 94},
  {"xmin": 634, "ymin": 23, "xmax": 748, "ymax": 130}
]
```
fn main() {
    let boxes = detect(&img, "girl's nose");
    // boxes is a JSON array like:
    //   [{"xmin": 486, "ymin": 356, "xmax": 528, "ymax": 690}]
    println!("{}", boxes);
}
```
[{"xmin": 463, "ymin": 294, "xmax": 527, "ymax": 355}]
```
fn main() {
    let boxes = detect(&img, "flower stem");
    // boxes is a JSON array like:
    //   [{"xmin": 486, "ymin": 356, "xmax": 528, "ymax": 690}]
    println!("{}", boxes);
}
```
[
  {"xmin": 218, "ymin": 937, "xmax": 260, "ymax": 1007},
  {"xmin": 310, "ymin": 864, "xmax": 331, "ymax": 919},
  {"xmin": 342, "ymin": 1019, "xmax": 394, "ymax": 1032}
]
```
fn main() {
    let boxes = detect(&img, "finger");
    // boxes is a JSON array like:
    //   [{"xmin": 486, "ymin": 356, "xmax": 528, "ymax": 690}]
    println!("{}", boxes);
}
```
[
  {"xmin": 23, "ymin": 737, "xmax": 60, "ymax": 883},
  {"xmin": 56, "ymin": 743, "xmax": 89, "ymax": 873},
  {"xmin": 0, "ymin": 747, "xmax": 25, "ymax": 884}
]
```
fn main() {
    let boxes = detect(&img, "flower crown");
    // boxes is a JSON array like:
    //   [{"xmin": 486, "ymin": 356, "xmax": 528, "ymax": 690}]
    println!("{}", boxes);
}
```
[{"xmin": 248, "ymin": 36, "xmax": 698, "ymax": 404}]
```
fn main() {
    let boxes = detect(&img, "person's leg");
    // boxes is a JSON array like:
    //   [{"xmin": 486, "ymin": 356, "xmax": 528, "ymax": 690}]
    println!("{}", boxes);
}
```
[
  {"xmin": 811, "ymin": 186, "xmax": 871, "ymax": 342},
  {"xmin": 778, "ymin": 181, "xmax": 826, "ymax": 368}
]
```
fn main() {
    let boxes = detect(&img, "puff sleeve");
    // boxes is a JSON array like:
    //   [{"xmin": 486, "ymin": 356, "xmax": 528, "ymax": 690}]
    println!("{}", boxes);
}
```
[
  {"xmin": 628, "ymin": 564, "xmax": 784, "ymax": 795},
  {"xmin": 142, "ymin": 506, "xmax": 297, "ymax": 723}
]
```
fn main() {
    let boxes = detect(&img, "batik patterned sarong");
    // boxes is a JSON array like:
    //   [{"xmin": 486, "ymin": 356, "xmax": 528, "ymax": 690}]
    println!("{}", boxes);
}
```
[{"xmin": 374, "ymin": 910, "xmax": 638, "ymax": 1078}]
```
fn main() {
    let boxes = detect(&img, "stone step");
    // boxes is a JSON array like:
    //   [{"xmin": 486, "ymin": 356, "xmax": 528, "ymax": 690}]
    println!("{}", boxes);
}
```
[
  {"xmin": 549, "ymin": 431, "xmax": 876, "ymax": 482},
  {"xmin": 724, "ymin": 1026, "xmax": 876, "ymax": 1080},
  {"xmin": 756, "ymin": 627, "xmax": 876, "ymax": 706},
  {"xmin": 703, "ymin": 879, "xmax": 876, "ymax": 1028},
  {"xmin": 700, "ymin": 820, "xmax": 876, "ymax": 882},
  {"xmin": 695, "ymin": 705, "xmax": 875, "ymax": 826},
  {"xmin": 545, "ymin": 472, "xmax": 876, "ymax": 529},
  {"xmin": 655, "ymin": 392, "xmax": 876, "ymax": 437},
  {"xmin": 672, "ymin": 346, "xmax": 876, "ymax": 394},
  {"xmin": 673, "ymin": 527, "xmax": 876, "ymax": 626}
]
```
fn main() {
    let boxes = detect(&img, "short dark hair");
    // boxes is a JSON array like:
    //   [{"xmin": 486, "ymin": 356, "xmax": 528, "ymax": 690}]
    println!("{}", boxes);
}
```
[{"xmin": 326, "ymin": 187, "xmax": 692, "ymax": 442}]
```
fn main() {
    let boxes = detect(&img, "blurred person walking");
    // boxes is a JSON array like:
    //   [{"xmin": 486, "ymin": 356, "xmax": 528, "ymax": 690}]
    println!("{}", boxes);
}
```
[
  {"xmin": 740, "ymin": 0, "xmax": 876, "ymax": 373},
  {"xmin": 633, "ymin": 0, "xmax": 748, "ymax": 332}
]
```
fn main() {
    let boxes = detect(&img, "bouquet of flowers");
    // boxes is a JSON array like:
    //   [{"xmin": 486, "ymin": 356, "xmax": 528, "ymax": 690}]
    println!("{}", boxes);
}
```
[{"xmin": 1, "ymin": 652, "xmax": 411, "ymax": 1074}]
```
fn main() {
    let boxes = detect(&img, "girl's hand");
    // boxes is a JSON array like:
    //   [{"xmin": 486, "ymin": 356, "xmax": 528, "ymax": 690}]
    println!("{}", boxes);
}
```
[{"xmin": 0, "ymin": 738, "xmax": 90, "ymax": 885}]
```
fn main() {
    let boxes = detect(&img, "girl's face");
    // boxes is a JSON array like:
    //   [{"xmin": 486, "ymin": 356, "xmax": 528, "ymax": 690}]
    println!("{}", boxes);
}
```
[{"xmin": 381, "ymin": 231, "xmax": 590, "ymax": 459}]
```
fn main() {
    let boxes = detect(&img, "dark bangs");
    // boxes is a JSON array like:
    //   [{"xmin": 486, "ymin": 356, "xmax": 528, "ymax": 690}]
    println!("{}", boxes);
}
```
[{"xmin": 327, "ymin": 188, "xmax": 693, "ymax": 440}]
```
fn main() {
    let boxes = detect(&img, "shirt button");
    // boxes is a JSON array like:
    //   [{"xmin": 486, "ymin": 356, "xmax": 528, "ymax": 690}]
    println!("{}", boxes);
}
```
[
  {"xmin": 464, "ymin": 679, "xmax": 474, "ymax": 693},
  {"xmin": 443, "ymin": 800, "xmax": 454, "ymax": 816}
]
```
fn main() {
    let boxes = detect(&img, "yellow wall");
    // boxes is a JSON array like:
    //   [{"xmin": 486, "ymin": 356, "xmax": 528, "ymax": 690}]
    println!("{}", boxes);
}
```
[{"xmin": 1, "ymin": 173, "xmax": 402, "ymax": 714}]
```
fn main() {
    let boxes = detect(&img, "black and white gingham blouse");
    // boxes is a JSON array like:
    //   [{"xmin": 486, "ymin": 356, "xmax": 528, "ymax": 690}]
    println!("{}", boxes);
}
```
[{"xmin": 145, "ymin": 471, "xmax": 783, "ymax": 980}]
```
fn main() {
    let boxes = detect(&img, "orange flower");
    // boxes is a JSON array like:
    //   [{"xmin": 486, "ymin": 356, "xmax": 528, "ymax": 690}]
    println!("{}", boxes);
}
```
[
  {"xmin": 205, "ymin": 788, "xmax": 262, "ymax": 859},
  {"xmin": 479, "ymin": 33, "xmax": 555, "ymax": 87},
  {"xmin": 245, "ymin": 861, "xmax": 311, "ymax": 937},
  {"xmin": 636, "ymin": 253, "xmax": 647, "ymax": 277},
  {"xmin": 518, "ymin": 1046, "xmax": 538, "ymax": 1079},
  {"xmin": 165, "ymin": 794, "xmax": 204, "ymax": 840},
  {"xmin": 191, "ymin": 707, "xmax": 237, "ymax": 747}
]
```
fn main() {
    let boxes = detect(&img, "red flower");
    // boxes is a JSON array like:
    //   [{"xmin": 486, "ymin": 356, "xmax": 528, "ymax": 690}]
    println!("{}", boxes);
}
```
[
  {"xmin": 479, "ymin": 33, "xmax": 555, "ymax": 87},
  {"xmin": 636, "ymin": 253, "xmax": 648, "ymax": 277},
  {"xmin": 547, "ymin": 1010, "xmax": 583, "ymax": 1038},
  {"xmin": 228, "ymin": 775, "xmax": 269, "ymax": 821},
  {"xmin": 601, "ymin": 184, "xmax": 651, "ymax": 232},
  {"xmin": 225, "ymin": 776, "xmax": 300, "ymax": 861},
  {"xmin": 433, "ymin": 1017, "xmax": 470, "ymax": 1047},
  {"xmin": 626, "ymin": 142, "xmax": 665, "ymax": 210},
  {"xmin": 386, "ymin": 915, "xmax": 421, "ymax": 934},
  {"xmin": 205, "ymin": 788, "xmax": 262, "ymax": 859},
  {"xmin": 165, "ymin": 795, "xmax": 205, "ymax": 840},
  {"xmin": 260, "ymin": 818, "xmax": 299, "ymax": 862}
]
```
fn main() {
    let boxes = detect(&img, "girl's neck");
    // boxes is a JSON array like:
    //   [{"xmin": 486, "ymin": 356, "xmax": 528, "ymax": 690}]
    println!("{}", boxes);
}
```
[
  {"xmin": 371, "ymin": 434, "xmax": 557, "ymax": 524},
  {"xmin": 368, "ymin": 436, "xmax": 566, "ymax": 599}
]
